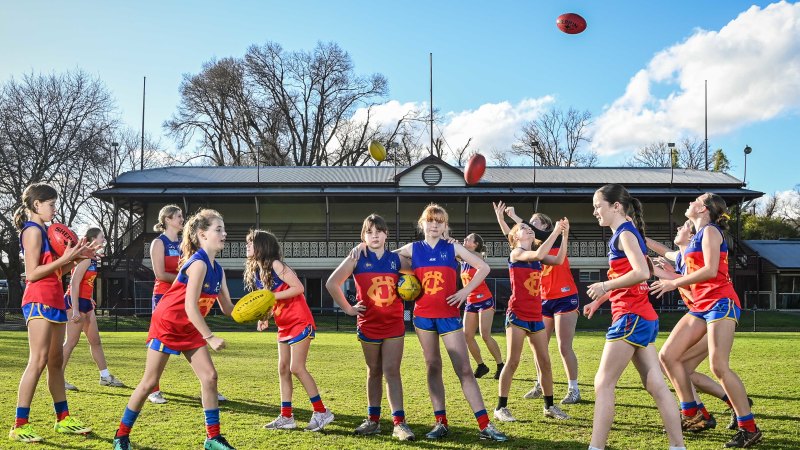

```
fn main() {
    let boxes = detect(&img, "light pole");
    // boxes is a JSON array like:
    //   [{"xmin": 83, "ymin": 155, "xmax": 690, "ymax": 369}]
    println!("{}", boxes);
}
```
[
  {"xmin": 111, "ymin": 141, "xmax": 119, "ymax": 178},
  {"xmin": 743, "ymin": 145, "xmax": 752, "ymax": 186},
  {"xmin": 532, "ymin": 140, "xmax": 539, "ymax": 185},
  {"xmin": 667, "ymin": 142, "xmax": 676, "ymax": 185}
]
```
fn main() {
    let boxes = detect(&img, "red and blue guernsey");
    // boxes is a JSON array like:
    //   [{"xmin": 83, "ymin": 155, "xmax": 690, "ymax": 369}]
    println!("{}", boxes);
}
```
[
  {"xmin": 607, "ymin": 222, "xmax": 658, "ymax": 322},
  {"xmin": 147, "ymin": 249, "xmax": 221, "ymax": 351},
  {"xmin": 20, "ymin": 221, "xmax": 64, "ymax": 309},
  {"xmin": 460, "ymin": 261, "xmax": 493, "ymax": 304},
  {"xmin": 66, "ymin": 259, "xmax": 98, "ymax": 301},
  {"xmin": 256, "ymin": 268, "xmax": 315, "ymax": 341},
  {"xmin": 152, "ymin": 234, "xmax": 181, "ymax": 298},
  {"xmin": 540, "ymin": 247, "xmax": 578, "ymax": 300},
  {"xmin": 674, "ymin": 251, "xmax": 695, "ymax": 309},
  {"xmin": 411, "ymin": 240, "xmax": 459, "ymax": 318},
  {"xmin": 353, "ymin": 250, "xmax": 405, "ymax": 339},
  {"xmin": 683, "ymin": 224, "xmax": 740, "ymax": 312},
  {"xmin": 508, "ymin": 259, "xmax": 543, "ymax": 321}
]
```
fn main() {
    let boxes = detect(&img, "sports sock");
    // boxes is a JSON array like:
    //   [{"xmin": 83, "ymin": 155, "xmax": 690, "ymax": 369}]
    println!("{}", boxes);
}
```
[
  {"xmin": 474, "ymin": 409, "xmax": 489, "ymax": 430},
  {"xmin": 434, "ymin": 409, "xmax": 448, "ymax": 425},
  {"xmin": 280, "ymin": 401, "xmax": 292, "ymax": 417},
  {"xmin": 737, "ymin": 413, "xmax": 757, "ymax": 433},
  {"xmin": 392, "ymin": 410, "xmax": 405, "ymax": 426},
  {"xmin": 568, "ymin": 379, "xmax": 579, "ymax": 391},
  {"xmin": 496, "ymin": 396, "xmax": 508, "ymax": 410},
  {"xmin": 15, "ymin": 407, "xmax": 30, "ymax": 428},
  {"xmin": 152, "ymin": 384, "xmax": 160, "ymax": 394},
  {"xmin": 100, "ymin": 368, "xmax": 110, "ymax": 378},
  {"xmin": 368, "ymin": 406, "xmax": 381, "ymax": 422},
  {"xmin": 588, "ymin": 447, "xmax": 603, "ymax": 450},
  {"xmin": 54, "ymin": 400, "xmax": 69, "ymax": 421},
  {"xmin": 204, "ymin": 408, "xmax": 221, "ymax": 439},
  {"xmin": 544, "ymin": 395, "xmax": 554, "ymax": 409},
  {"xmin": 680, "ymin": 400, "xmax": 698, "ymax": 417},
  {"xmin": 116, "ymin": 407, "xmax": 140, "ymax": 437},
  {"xmin": 721, "ymin": 394, "xmax": 733, "ymax": 408},
  {"xmin": 309, "ymin": 395, "xmax": 326, "ymax": 413},
  {"xmin": 698, "ymin": 403, "xmax": 711, "ymax": 420},
  {"xmin": 669, "ymin": 447, "xmax": 687, "ymax": 450}
]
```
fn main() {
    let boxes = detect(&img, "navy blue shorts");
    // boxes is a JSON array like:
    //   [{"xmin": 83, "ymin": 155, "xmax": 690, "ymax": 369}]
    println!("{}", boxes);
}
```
[
  {"xmin": 606, "ymin": 314, "xmax": 658, "ymax": 348},
  {"xmin": 279, "ymin": 324, "xmax": 315, "ymax": 346},
  {"xmin": 688, "ymin": 298, "xmax": 740, "ymax": 324},
  {"xmin": 464, "ymin": 297, "xmax": 495, "ymax": 314},
  {"xmin": 357, "ymin": 328, "xmax": 405, "ymax": 344},
  {"xmin": 505, "ymin": 311, "xmax": 545, "ymax": 334},
  {"xmin": 413, "ymin": 316, "xmax": 463, "ymax": 335},
  {"xmin": 65, "ymin": 295, "xmax": 95, "ymax": 313},
  {"xmin": 22, "ymin": 303, "xmax": 67, "ymax": 324},
  {"xmin": 541, "ymin": 294, "xmax": 579, "ymax": 318}
]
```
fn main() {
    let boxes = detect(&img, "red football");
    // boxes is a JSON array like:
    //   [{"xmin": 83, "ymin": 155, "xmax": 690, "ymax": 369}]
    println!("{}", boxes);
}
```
[
  {"xmin": 47, "ymin": 223, "xmax": 78, "ymax": 257},
  {"xmin": 464, "ymin": 153, "xmax": 486, "ymax": 185},
  {"xmin": 557, "ymin": 13, "xmax": 587, "ymax": 34}
]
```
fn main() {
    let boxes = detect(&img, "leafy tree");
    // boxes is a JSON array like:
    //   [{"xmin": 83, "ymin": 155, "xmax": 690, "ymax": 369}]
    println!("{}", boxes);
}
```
[{"xmin": 711, "ymin": 148, "xmax": 731, "ymax": 173}]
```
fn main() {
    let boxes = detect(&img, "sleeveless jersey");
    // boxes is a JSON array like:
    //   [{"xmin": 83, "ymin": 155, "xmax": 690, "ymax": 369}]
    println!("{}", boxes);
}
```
[
  {"xmin": 411, "ymin": 240, "xmax": 459, "ymax": 319},
  {"xmin": 508, "ymin": 258, "xmax": 543, "ymax": 321},
  {"xmin": 256, "ymin": 268, "xmax": 315, "ymax": 334},
  {"xmin": 540, "ymin": 247, "xmax": 578, "ymax": 300},
  {"xmin": 460, "ymin": 260, "xmax": 492, "ymax": 304},
  {"xmin": 353, "ymin": 250, "xmax": 405, "ymax": 338},
  {"xmin": 673, "ymin": 251, "xmax": 694, "ymax": 308},
  {"xmin": 66, "ymin": 259, "xmax": 98, "ymax": 300},
  {"xmin": 152, "ymin": 234, "xmax": 181, "ymax": 297},
  {"xmin": 683, "ymin": 224, "xmax": 740, "ymax": 312},
  {"xmin": 147, "ymin": 249, "xmax": 222, "ymax": 351},
  {"xmin": 607, "ymin": 222, "xmax": 657, "ymax": 322},
  {"xmin": 20, "ymin": 222, "xmax": 64, "ymax": 309}
]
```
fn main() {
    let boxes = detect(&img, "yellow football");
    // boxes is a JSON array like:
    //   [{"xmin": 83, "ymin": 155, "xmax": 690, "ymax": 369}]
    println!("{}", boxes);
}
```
[
  {"xmin": 397, "ymin": 274, "xmax": 422, "ymax": 301},
  {"xmin": 369, "ymin": 140, "xmax": 386, "ymax": 162},
  {"xmin": 232, "ymin": 289, "xmax": 276, "ymax": 323}
]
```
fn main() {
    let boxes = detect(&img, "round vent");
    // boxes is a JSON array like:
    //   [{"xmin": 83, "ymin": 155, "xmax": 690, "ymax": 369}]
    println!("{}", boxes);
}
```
[{"xmin": 422, "ymin": 165, "xmax": 442, "ymax": 186}]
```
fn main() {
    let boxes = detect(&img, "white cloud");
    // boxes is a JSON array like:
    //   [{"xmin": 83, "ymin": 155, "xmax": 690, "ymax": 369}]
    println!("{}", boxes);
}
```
[{"xmin": 593, "ymin": 1, "xmax": 800, "ymax": 156}]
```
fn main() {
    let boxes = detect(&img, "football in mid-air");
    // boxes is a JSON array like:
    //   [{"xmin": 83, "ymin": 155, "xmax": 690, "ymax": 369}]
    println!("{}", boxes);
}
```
[
  {"xmin": 369, "ymin": 140, "xmax": 386, "ymax": 162},
  {"xmin": 464, "ymin": 153, "xmax": 486, "ymax": 185},
  {"xmin": 557, "ymin": 13, "xmax": 587, "ymax": 34}
]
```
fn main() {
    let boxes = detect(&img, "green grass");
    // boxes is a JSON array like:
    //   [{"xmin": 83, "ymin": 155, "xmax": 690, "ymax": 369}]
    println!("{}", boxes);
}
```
[{"xmin": 1, "ymin": 331, "xmax": 799, "ymax": 449}]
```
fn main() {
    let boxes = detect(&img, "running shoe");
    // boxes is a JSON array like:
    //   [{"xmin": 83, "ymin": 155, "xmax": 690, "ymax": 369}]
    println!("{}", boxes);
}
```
[
  {"xmin": 217, "ymin": 393, "xmax": 228, "ymax": 402},
  {"xmin": 112, "ymin": 434, "xmax": 131, "ymax": 450},
  {"xmin": 204, "ymin": 434, "xmax": 236, "ymax": 450},
  {"xmin": 65, "ymin": 380, "xmax": 78, "ymax": 391},
  {"xmin": 474, "ymin": 363, "xmax": 490, "ymax": 379},
  {"xmin": 54, "ymin": 415, "xmax": 92, "ymax": 434},
  {"xmin": 479, "ymin": 422, "xmax": 508, "ymax": 442},
  {"xmin": 148, "ymin": 391, "xmax": 167, "ymax": 404},
  {"xmin": 100, "ymin": 374, "xmax": 125, "ymax": 387},
  {"xmin": 543, "ymin": 405, "xmax": 570, "ymax": 420},
  {"xmin": 425, "ymin": 419, "xmax": 449, "ymax": 439},
  {"xmin": 354, "ymin": 419, "xmax": 380, "ymax": 435},
  {"xmin": 681, "ymin": 411, "xmax": 704, "ymax": 431},
  {"xmin": 523, "ymin": 381, "xmax": 543, "ymax": 399},
  {"xmin": 686, "ymin": 413, "xmax": 717, "ymax": 432},
  {"xmin": 392, "ymin": 422, "xmax": 415, "ymax": 441},
  {"xmin": 494, "ymin": 363, "xmax": 505, "ymax": 380},
  {"xmin": 561, "ymin": 388, "xmax": 581, "ymax": 404},
  {"xmin": 263, "ymin": 415, "xmax": 296, "ymax": 430},
  {"xmin": 493, "ymin": 407, "xmax": 516, "ymax": 422},
  {"xmin": 724, "ymin": 427, "xmax": 763, "ymax": 448},
  {"xmin": 305, "ymin": 409, "xmax": 334, "ymax": 432},
  {"xmin": 8, "ymin": 424, "xmax": 43, "ymax": 443}
]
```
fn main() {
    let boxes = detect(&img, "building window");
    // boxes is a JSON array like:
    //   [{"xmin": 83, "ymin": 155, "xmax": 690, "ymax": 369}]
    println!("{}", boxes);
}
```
[{"xmin": 579, "ymin": 270, "xmax": 600, "ymax": 283}]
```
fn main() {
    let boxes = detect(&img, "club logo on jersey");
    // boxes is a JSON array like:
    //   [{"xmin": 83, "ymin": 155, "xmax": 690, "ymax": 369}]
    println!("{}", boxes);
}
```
[
  {"xmin": 460, "ymin": 273, "xmax": 472, "ymax": 286},
  {"xmin": 422, "ymin": 271, "xmax": 445, "ymax": 295},
  {"xmin": 523, "ymin": 271, "xmax": 541, "ymax": 297},
  {"xmin": 367, "ymin": 275, "xmax": 397, "ymax": 307},
  {"xmin": 440, "ymin": 252, "xmax": 448, "ymax": 260},
  {"xmin": 684, "ymin": 255, "xmax": 702, "ymax": 274},
  {"xmin": 541, "ymin": 265, "xmax": 554, "ymax": 277},
  {"xmin": 390, "ymin": 261, "xmax": 397, "ymax": 270},
  {"xmin": 198, "ymin": 296, "xmax": 215, "ymax": 315},
  {"xmin": 273, "ymin": 301, "xmax": 285, "ymax": 318}
]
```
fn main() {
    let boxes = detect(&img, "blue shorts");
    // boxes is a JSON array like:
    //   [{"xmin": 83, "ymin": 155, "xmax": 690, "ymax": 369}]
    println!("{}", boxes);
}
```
[
  {"xmin": 147, "ymin": 338, "xmax": 181, "ymax": 355},
  {"xmin": 606, "ymin": 314, "xmax": 659, "ymax": 348},
  {"xmin": 279, "ymin": 324, "xmax": 315, "ymax": 346},
  {"xmin": 22, "ymin": 303, "xmax": 67, "ymax": 324},
  {"xmin": 152, "ymin": 294, "xmax": 164, "ymax": 311},
  {"xmin": 413, "ymin": 316, "xmax": 463, "ymax": 335},
  {"xmin": 464, "ymin": 297, "xmax": 495, "ymax": 314},
  {"xmin": 505, "ymin": 312, "xmax": 545, "ymax": 334},
  {"xmin": 65, "ymin": 295, "xmax": 95, "ymax": 313},
  {"xmin": 541, "ymin": 294, "xmax": 579, "ymax": 318},
  {"xmin": 357, "ymin": 328, "xmax": 405, "ymax": 344},
  {"xmin": 688, "ymin": 298, "xmax": 741, "ymax": 324}
]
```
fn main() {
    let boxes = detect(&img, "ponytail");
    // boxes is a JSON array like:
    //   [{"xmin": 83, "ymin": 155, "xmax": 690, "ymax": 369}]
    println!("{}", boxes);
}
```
[
  {"xmin": 179, "ymin": 209, "xmax": 223, "ymax": 267},
  {"xmin": 596, "ymin": 183, "xmax": 648, "ymax": 240},
  {"xmin": 702, "ymin": 193, "xmax": 730, "ymax": 231},
  {"xmin": 13, "ymin": 205, "xmax": 28, "ymax": 231},
  {"xmin": 629, "ymin": 198, "xmax": 648, "ymax": 241},
  {"xmin": 154, "ymin": 204, "xmax": 182, "ymax": 233},
  {"xmin": 15, "ymin": 183, "xmax": 59, "ymax": 230}
]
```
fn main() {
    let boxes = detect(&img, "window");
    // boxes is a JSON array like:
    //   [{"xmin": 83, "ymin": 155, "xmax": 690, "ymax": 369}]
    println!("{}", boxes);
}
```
[{"xmin": 579, "ymin": 270, "xmax": 600, "ymax": 283}]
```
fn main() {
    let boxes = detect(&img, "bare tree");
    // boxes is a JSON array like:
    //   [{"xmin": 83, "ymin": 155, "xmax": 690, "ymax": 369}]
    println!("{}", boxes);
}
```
[
  {"xmin": 489, "ymin": 149, "xmax": 511, "ymax": 167},
  {"xmin": 512, "ymin": 107, "xmax": 596, "ymax": 167},
  {"xmin": 626, "ymin": 137, "xmax": 705, "ymax": 169},
  {"xmin": 0, "ymin": 71, "xmax": 116, "ymax": 309}
]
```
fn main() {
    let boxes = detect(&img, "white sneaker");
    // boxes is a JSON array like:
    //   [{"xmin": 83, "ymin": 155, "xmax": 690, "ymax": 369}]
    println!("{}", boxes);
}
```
[
  {"xmin": 100, "ymin": 374, "xmax": 125, "ymax": 387},
  {"xmin": 217, "ymin": 393, "xmax": 227, "ymax": 402},
  {"xmin": 148, "ymin": 391, "xmax": 167, "ymax": 404},
  {"xmin": 561, "ymin": 388, "xmax": 581, "ymax": 404},
  {"xmin": 523, "ymin": 381, "xmax": 543, "ymax": 399},
  {"xmin": 264, "ymin": 415, "xmax": 297, "ymax": 430},
  {"xmin": 493, "ymin": 407, "xmax": 517, "ymax": 422},
  {"xmin": 64, "ymin": 380, "xmax": 78, "ymax": 391},
  {"xmin": 543, "ymin": 405, "xmax": 570, "ymax": 420},
  {"xmin": 305, "ymin": 409, "xmax": 334, "ymax": 432}
]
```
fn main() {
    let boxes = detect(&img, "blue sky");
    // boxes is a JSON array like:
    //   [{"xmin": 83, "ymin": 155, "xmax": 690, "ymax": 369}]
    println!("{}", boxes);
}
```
[{"xmin": 2, "ymin": 1, "xmax": 798, "ymax": 195}]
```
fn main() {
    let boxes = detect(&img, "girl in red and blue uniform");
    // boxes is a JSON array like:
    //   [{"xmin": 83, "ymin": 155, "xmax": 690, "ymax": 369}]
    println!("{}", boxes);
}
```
[
  {"xmin": 394, "ymin": 203, "xmax": 507, "ymax": 442},
  {"xmin": 147, "ymin": 204, "xmax": 183, "ymax": 404},
  {"xmin": 494, "ymin": 219, "xmax": 570, "ymax": 423},
  {"xmin": 652, "ymin": 193, "xmax": 761, "ymax": 448},
  {"xmin": 10, "ymin": 183, "xmax": 94, "ymax": 443},
  {"xmin": 113, "ymin": 209, "xmax": 236, "ymax": 450},
  {"xmin": 62, "ymin": 227, "xmax": 125, "ymax": 391},
  {"xmin": 245, "ymin": 230, "xmax": 333, "ymax": 433},
  {"xmin": 583, "ymin": 184, "xmax": 685, "ymax": 450},
  {"xmin": 326, "ymin": 214, "xmax": 414, "ymax": 440},
  {"xmin": 460, "ymin": 233, "xmax": 504, "ymax": 381}
]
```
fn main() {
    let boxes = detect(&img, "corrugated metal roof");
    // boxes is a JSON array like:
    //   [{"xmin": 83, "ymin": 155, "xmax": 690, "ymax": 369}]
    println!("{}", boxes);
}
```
[{"xmin": 744, "ymin": 240, "xmax": 800, "ymax": 270}]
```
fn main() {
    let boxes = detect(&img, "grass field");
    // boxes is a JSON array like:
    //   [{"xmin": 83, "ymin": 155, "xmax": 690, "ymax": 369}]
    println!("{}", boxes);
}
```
[{"xmin": 1, "ymin": 330, "xmax": 799, "ymax": 449}]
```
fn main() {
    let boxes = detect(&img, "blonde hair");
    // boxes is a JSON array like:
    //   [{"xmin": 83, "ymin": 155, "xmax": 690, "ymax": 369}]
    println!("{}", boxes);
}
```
[
  {"xmin": 153, "ymin": 204, "xmax": 182, "ymax": 232},
  {"xmin": 179, "ymin": 209, "xmax": 223, "ymax": 267},
  {"xmin": 417, "ymin": 203, "xmax": 448, "ymax": 232}
]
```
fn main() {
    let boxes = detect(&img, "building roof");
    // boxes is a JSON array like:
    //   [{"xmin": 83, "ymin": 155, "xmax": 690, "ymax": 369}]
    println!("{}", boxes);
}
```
[{"xmin": 744, "ymin": 240, "xmax": 800, "ymax": 270}]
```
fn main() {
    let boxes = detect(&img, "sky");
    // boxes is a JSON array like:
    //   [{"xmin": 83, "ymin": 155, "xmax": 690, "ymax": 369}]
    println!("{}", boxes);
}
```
[{"xmin": 2, "ymin": 1, "xmax": 799, "ymax": 196}]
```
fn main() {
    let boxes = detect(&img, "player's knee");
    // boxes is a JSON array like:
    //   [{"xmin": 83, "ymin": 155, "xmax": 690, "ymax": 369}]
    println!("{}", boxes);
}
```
[
  {"xmin": 278, "ymin": 361, "xmax": 291, "ymax": 376},
  {"xmin": 709, "ymin": 359, "xmax": 730, "ymax": 379},
  {"xmin": 86, "ymin": 335, "xmax": 102, "ymax": 346},
  {"xmin": 425, "ymin": 360, "xmax": 443, "ymax": 375},
  {"xmin": 366, "ymin": 364, "xmax": 383, "ymax": 380},
  {"xmin": 199, "ymin": 368, "xmax": 218, "ymax": 387},
  {"xmin": 289, "ymin": 361, "xmax": 308, "ymax": 377}
]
